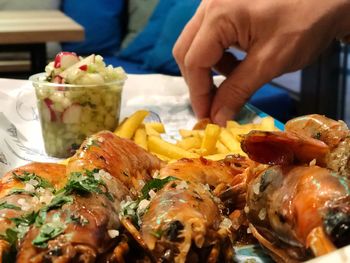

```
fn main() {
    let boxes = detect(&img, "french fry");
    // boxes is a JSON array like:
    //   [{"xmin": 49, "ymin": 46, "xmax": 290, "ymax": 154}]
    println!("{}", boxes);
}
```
[
  {"xmin": 59, "ymin": 157, "xmax": 70, "ymax": 165},
  {"xmin": 219, "ymin": 129, "xmax": 241, "ymax": 152},
  {"xmin": 148, "ymin": 136, "xmax": 199, "ymax": 159},
  {"xmin": 200, "ymin": 124, "xmax": 221, "ymax": 155},
  {"xmin": 259, "ymin": 116, "xmax": 276, "ymax": 131},
  {"xmin": 133, "ymin": 128, "xmax": 148, "ymax": 150},
  {"xmin": 153, "ymin": 152, "xmax": 172, "ymax": 162},
  {"xmin": 192, "ymin": 118, "xmax": 211, "ymax": 130},
  {"xmin": 114, "ymin": 110, "xmax": 149, "ymax": 139},
  {"xmin": 145, "ymin": 122, "xmax": 165, "ymax": 133},
  {"xmin": 176, "ymin": 136, "xmax": 202, "ymax": 150},
  {"xmin": 216, "ymin": 140, "xmax": 229, "ymax": 154},
  {"xmin": 179, "ymin": 129, "xmax": 204, "ymax": 138},
  {"xmin": 226, "ymin": 120, "xmax": 240, "ymax": 129},
  {"xmin": 145, "ymin": 125, "xmax": 161, "ymax": 137},
  {"xmin": 204, "ymin": 153, "xmax": 231, "ymax": 161},
  {"xmin": 114, "ymin": 110, "xmax": 278, "ymax": 163}
]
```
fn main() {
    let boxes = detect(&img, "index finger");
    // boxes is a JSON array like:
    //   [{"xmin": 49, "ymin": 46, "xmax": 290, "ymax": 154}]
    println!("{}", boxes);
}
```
[{"xmin": 183, "ymin": 17, "xmax": 237, "ymax": 119}]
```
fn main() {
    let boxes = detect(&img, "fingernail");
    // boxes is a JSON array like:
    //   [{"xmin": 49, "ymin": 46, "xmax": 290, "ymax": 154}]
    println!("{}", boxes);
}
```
[{"xmin": 213, "ymin": 106, "xmax": 234, "ymax": 126}]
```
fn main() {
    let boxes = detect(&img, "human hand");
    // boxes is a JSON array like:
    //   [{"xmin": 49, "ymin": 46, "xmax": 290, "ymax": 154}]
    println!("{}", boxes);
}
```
[{"xmin": 173, "ymin": 0, "xmax": 350, "ymax": 125}]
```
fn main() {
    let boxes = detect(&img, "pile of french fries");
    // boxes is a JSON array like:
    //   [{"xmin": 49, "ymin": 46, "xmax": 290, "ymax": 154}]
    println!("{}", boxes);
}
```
[{"xmin": 114, "ymin": 110, "xmax": 278, "ymax": 162}]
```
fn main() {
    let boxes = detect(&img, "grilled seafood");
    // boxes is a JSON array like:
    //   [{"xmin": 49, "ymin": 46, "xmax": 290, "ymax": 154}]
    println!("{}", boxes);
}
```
[
  {"xmin": 0, "ymin": 131, "xmax": 163, "ymax": 262},
  {"xmin": 0, "ymin": 163, "xmax": 67, "ymax": 261},
  {"xmin": 242, "ymin": 114, "xmax": 350, "ymax": 177},
  {"xmin": 159, "ymin": 156, "xmax": 251, "ymax": 211},
  {"xmin": 285, "ymin": 114, "xmax": 350, "ymax": 177},
  {"xmin": 245, "ymin": 165, "xmax": 350, "ymax": 262},
  {"xmin": 241, "ymin": 115, "xmax": 350, "ymax": 262},
  {"xmin": 241, "ymin": 130, "xmax": 329, "ymax": 166},
  {"xmin": 67, "ymin": 131, "xmax": 164, "ymax": 196},
  {"xmin": 122, "ymin": 179, "xmax": 234, "ymax": 263}
]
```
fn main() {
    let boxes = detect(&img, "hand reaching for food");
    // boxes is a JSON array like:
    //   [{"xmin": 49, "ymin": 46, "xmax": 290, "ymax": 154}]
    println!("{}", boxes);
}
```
[{"xmin": 173, "ymin": 0, "xmax": 350, "ymax": 125}]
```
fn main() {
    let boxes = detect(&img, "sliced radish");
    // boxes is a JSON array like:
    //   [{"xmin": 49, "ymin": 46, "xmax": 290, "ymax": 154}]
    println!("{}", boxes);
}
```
[
  {"xmin": 62, "ymin": 103, "xmax": 82, "ymax": 124},
  {"xmin": 59, "ymin": 54, "xmax": 95, "ymax": 81},
  {"xmin": 42, "ymin": 98, "xmax": 57, "ymax": 122},
  {"xmin": 53, "ymin": 75, "xmax": 63, "ymax": 84},
  {"xmin": 79, "ymin": 64, "xmax": 88, "ymax": 71},
  {"xmin": 54, "ymin": 52, "xmax": 79, "ymax": 69}
]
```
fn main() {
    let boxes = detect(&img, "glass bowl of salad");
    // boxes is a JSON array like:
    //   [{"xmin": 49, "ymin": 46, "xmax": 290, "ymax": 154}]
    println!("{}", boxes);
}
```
[{"xmin": 30, "ymin": 52, "xmax": 127, "ymax": 158}]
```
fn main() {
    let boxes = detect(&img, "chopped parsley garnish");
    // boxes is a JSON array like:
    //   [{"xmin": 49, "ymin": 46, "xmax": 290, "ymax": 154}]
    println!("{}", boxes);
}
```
[
  {"xmin": 0, "ymin": 202, "xmax": 21, "ymax": 211},
  {"xmin": 8, "ymin": 189, "xmax": 37, "ymax": 197},
  {"xmin": 1, "ymin": 211, "xmax": 39, "ymax": 246},
  {"xmin": 9, "ymin": 211, "xmax": 38, "ymax": 227},
  {"xmin": 68, "ymin": 214, "xmax": 89, "ymax": 226},
  {"xmin": 0, "ymin": 169, "xmax": 111, "ymax": 248},
  {"xmin": 151, "ymin": 229, "xmax": 163, "ymax": 239},
  {"xmin": 141, "ymin": 176, "xmax": 178, "ymax": 199},
  {"xmin": 60, "ymin": 169, "xmax": 113, "ymax": 201},
  {"xmin": 32, "ymin": 222, "xmax": 65, "ymax": 248},
  {"xmin": 83, "ymin": 138, "xmax": 99, "ymax": 150},
  {"xmin": 35, "ymin": 194, "xmax": 73, "ymax": 227},
  {"xmin": 2, "ymin": 228, "xmax": 18, "ymax": 246},
  {"xmin": 63, "ymin": 169, "xmax": 105, "ymax": 195},
  {"xmin": 12, "ymin": 171, "xmax": 53, "ymax": 189}
]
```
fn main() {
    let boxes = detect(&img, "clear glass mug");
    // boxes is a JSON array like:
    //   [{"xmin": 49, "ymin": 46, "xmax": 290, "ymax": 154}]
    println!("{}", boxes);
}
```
[{"xmin": 30, "ymin": 73, "xmax": 124, "ymax": 158}]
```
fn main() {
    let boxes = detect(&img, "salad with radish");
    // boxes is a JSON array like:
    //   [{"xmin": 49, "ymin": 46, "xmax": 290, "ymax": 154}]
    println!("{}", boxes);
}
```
[{"xmin": 32, "ymin": 52, "xmax": 126, "ymax": 158}]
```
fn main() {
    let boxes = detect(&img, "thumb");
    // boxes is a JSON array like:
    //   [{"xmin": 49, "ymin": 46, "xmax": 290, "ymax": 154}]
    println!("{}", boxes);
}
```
[{"xmin": 210, "ymin": 49, "xmax": 279, "ymax": 126}]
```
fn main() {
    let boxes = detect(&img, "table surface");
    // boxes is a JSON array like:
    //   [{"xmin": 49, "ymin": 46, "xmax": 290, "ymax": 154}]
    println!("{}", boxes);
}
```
[{"xmin": 0, "ymin": 10, "xmax": 84, "ymax": 44}]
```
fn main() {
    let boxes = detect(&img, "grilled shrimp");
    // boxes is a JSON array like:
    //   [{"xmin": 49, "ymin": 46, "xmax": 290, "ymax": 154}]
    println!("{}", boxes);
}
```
[
  {"xmin": 241, "ymin": 130, "xmax": 330, "ymax": 166},
  {"xmin": 242, "ymin": 115, "xmax": 350, "ymax": 177},
  {"xmin": 159, "ymin": 156, "xmax": 251, "ymax": 211},
  {"xmin": 245, "ymin": 165, "xmax": 350, "ymax": 262},
  {"xmin": 140, "ymin": 180, "xmax": 234, "ymax": 263},
  {"xmin": 67, "ymin": 131, "xmax": 164, "ymax": 196},
  {"xmin": 14, "ymin": 131, "xmax": 163, "ymax": 262},
  {"xmin": 0, "ymin": 163, "xmax": 67, "ymax": 261},
  {"xmin": 285, "ymin": 114, "xmax": 350, "ymax": 177}
]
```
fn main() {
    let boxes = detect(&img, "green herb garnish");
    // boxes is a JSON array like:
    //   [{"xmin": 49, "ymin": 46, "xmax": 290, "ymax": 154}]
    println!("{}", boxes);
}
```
[
  {"xmin": 32, "ymin": 222, "xmax": 65, "ymax": 248},
  {"xmin": 0, "ymin": 202, "xmax": 21, "ymax": 211},
  {"xmin": 151, "ymin": 229, "xmax": 163, "ymax": 239},
  {"xmin": 68, "ymin": 214, "xmax": 89, "ymax": 226},
  {"xmin": 1, "ymin": 228, "xmax": 18, "ymax": 246},
  {"xmin": 63, "ymin": 169, "xmax": 104, "ymax": 195},
  {"xmin": 9, "ymin": 211, "xmax": 37, "ymax": 227},
  {"xmin": 141, "ymin": 176, "xmax": 178, "ymax": 199},
  {"xmin": 12, "ymin": 171, "xmax": 53, "ymax": 189},
  {"xmin": 8, "ymin": 189, "xmax": 37, "ymax": 197}
]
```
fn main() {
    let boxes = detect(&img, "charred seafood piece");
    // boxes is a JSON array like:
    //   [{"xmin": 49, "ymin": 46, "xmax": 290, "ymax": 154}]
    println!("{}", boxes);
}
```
[
  {"xmin": 242, "ymin": 114, "xmax": 350, "ymax": 177},
  {"xmin": 0, "ymin": 131, "xmax": 164, "ymax": 262},
  {"xmin": 0, "ymin": 163, "xmax": 67, "ymax": 261},
  {"xmin": 137, "ymin": 179, "xmax": 234, "ymax": 263},
  {"xmin": 245, "ymin": 165, "xmax": 350, "ymax": 262},
  {"xmin": 67, "ymin": 131, "xmax": 164, "ymax": 196},
  {"xmin": 159, "ymin": 156, "xmax": 251, "ymax": 212},
  {"xmin": 16, "ymin": 168, "xmax": 129, "ymax": 263},
  {"xmin": 241, "ymin": 130, "xmax": 330, "ymax": 166}
]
